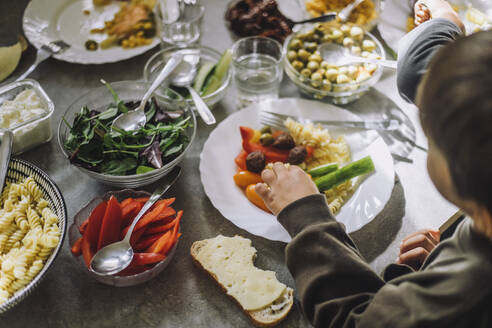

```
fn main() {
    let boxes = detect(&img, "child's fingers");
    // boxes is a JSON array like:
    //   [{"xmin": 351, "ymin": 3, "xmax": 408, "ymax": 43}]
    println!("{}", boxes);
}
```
[
  {"xmin": 255, "ymin": 183, "xmax": 271, "ymax": 200},
  {"xmin": 397, "ymin": 247, "xmax": 429, "ymax": 270},
  {"xmin": 401, "ymin": 228, "xmax": 440, "ymax": 245},
  {"xmin": 261, "ymin": 169, "xmax": 276, "ymax": 184},
  {"xmin": 399, "ymin": 233, "xmax": 438, "ymax": 254},
  {"xmin": 272, "ymin": 162, "xmax": 288, "ymax": 179}
]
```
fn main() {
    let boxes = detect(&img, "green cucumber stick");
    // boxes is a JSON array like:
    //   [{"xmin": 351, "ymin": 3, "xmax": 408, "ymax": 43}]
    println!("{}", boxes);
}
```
[
  {"xmin": 202, "ymin": 49, "xmax": 232, "ymax": 96},
  {"xmin": 314, "ymin": 156, "xmax": 375, "ymax": 192},
  {"xmin": 308, "ymin": 163, "xmax": 339, "ymax": 177}
]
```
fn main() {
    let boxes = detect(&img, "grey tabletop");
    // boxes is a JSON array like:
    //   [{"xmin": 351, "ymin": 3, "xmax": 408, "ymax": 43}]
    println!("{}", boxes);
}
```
[{"xmin": 0, "ymin": 0, "xmax": 437, "ymax": 327}]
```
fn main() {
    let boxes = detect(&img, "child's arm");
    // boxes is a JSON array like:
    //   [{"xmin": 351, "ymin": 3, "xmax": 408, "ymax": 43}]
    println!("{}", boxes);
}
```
[
  {"xmin": 255, "ymin": 164, "xmax": 471, "ymax": 327},
  {"xmin": 397, "ymin": 1, "xmax": 464, "ymax": 103}
]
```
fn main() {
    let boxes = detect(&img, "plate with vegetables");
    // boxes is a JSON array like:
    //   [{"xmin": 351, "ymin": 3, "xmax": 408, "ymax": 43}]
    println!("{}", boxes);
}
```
[
  {"xmin": 200, "ymin": 98, "xmax": 394, "ymax": 242},
  {"xmin": 23, "ymin": 0, "xmax": 160, "ymax": 64}
]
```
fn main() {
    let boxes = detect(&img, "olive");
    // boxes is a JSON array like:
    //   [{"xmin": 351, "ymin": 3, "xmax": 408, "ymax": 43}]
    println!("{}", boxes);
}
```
[
  {"xmin": 342, "ymin": 37, "xmax": 354, "ymax": 48},
  {"xmin": 336, "ymin": 74, "xmax": 350, "ymax": 84},
  {"xmin": 325, "ymin": 68, "xmax": 338, "ymax": 82},
  {"xmin": 307, "ymin": 61, "xmax": 319, "ymax": 71},
  {"xmin": 291, "ymin": 60, "xmax": 304, "ymax": 71},
  {"xmin": 272, "ymin": 132, "xmax": 295, "ymax": 149},
  {"xmin": 85, "ymin": 40, "xmax": 98, "ymax": 51},
  {"xmin": 316, "ymin": 68, "xmax": 326, "ymax": 76},
  {"xmin": 260, "ymin": 126, "xmax": 272, "ymax": 134},
  {"xmin": 321, "ymin": 80, "xmax": 332, "ymax": 91},
  {"xmin": 351, "ymin": 46, "xmax": 362, "ymax": 56},
  {"xmin": 260, "ymin": 133, "xmax": 274, "ymax": 146},
  {"xmin": 340, "ymin": 24, "xmax": 350, "ymax": 34},
  {"xmin": 311, "ymin": 72, "xmax": 323, "ymax": 81},
  {"xmin": 289, "ymin": 38, "xmax": 303, "ymax": 50},
  {"xmin": 287, "ymin": 50, "xmax": 298, "ymax": 61},
  {"xmin": 305, "ymin": 42, "xmax": 318, "ymax": 52},
  {"xmin": 246, "ymin": 151, "xmax": 266, "ymax": 173},
  {"xmin": 320, "ymin": 61, "xmax": 331, "ymax": 69},
  {"xmin": 303, "ymin": 30, "xmax": 315, "ymax": 41},
  {"xmin": 297, "ymin": 49, "xmax": 311, "ymax": 62},
  {"xmin": 300, "ymin": 68, "xmax": 312, "ymax": 77},
  {"xmin": 308, "ymin": 54, "xmax": 322, "ymax": 63},
  {"xmin": 288, "ymin": 146, "xmax": 308, "ymax": 165}
]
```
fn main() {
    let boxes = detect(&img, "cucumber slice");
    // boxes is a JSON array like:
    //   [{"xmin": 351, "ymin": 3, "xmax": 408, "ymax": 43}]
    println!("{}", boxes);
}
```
[
  {"xmin": 193, "ymin": 62, "xmax": 216, "ymax": 93},
  {"xmin": 308, "ymin": 163, "xmax": 339, "ymax": 177},
  {"xmin": 314, "ymin": 156, "xmax": 375, "ymax": 192},
  {"xmin": 202, "ymin": 49, "xmax": 232, "ymax": 96}
]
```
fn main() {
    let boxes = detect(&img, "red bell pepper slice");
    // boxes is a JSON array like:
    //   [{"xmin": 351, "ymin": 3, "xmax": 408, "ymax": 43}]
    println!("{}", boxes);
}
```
[
  {"xmin": 121, "ymin": 201, "xmax": 143, "ymax": 227},
  {"xmin": 84, "ymin": 201, "xmax": 107, "ymax": 251},
  {"xmin": 133, "ymin": 253, "xmax": 166, "ymax": 266},
  {"xmin": 81, "ymin": 234, "xmax": 94, "ymax": 268},
  {"xmin": 145, "ymin": 219, "xmax": 176, "ymax": 235},
  {"xmin": 120, "ymin": 198, "xmax": 134, "ymax": 208},
  {"xmin": 134, "ymin": 233, "xmax": 164, "ymax": 251},
  {"xmin": 97, "ymin": 196, "xmax": 122, "ymax": 251},
  {"xmin": 159, "ymin": 210, "xmax": 183, "ymax": 256},
  {"xmin": 71, "ymin": 236, "xmax": 83, "ymax": 257},
  {"xmin": 240, "ymin": 126, "xmax": 289, "ymax": 163},
  {"xmin": 117, "ymin": 264, "xmax": 149, "ymax": 276},
  {"xmin": 146, "ymin": 230, "xmax": 172, "ymax": 254},
  {"xmin": 79, "ymin": 219, "xmax": 89, "ymax": 235},
  {"xmin": 129, "ymin": 227, "xmax": 146, "ymax": 248},
  {"xmin": 235, "ymin": 150, "xmax": 248, "ymax": 170},
  {"xmin": 134, "ymin": 197, "xmax": 150, "ymax": 203}
]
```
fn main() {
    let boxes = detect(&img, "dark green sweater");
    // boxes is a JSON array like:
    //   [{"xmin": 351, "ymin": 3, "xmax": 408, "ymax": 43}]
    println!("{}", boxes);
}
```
[{"xmin": 278, "ymin": 195, "xmax": 492, "ymax": 327}]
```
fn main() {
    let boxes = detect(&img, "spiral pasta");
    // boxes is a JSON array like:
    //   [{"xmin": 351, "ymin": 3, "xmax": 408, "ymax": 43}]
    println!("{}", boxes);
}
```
[{"xmin": 0, "ymin": 177, "xmax": 61, "ymax": 304}]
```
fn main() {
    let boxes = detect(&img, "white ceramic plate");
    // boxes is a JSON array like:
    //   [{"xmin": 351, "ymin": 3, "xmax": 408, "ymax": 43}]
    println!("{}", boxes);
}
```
[
  {"xmin": 199, "ymin": 98, "xmax": 395, "ymax": 242},
  {"xmin": 379, "ymin": 0, "xmax": 492, "ymax": 51},
  {"xmin": 23, "ymin": 0, "xmax": 160, "ymax": 64}
]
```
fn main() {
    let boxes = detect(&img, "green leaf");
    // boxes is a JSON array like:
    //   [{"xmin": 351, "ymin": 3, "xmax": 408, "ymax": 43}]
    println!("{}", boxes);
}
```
[
  {"xmin": 164, "ymin": 144, "xmax": 183, "ymax": 157},
  {"xmin": 101, "ymin": 158, "xmax": 137, "ymax": 175},
  {"xmin": 136, "ymin": 165, "xmax": 155, "ymax": 174},
  {"xmin": 145, "ymin": 101, "xmax": 156, "ymax": 123},
  {"xmin": 98, "ymin": 106, "xmax": 119, "ymax": 120}
]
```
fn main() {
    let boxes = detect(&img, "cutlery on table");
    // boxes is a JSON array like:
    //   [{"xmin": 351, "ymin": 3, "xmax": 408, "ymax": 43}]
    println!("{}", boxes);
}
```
[
  {"xmin": 289, "ymin": 0, "xmax": 365, "ymax": 26},
  {"xmin": 111, "ymin": 52, "xmax": 183, "ymax": 132},
  {"xmin": 16, "ymin": 40, "xmax": 70, "ymax": 82},
  {"xmin": 90, "ymin": 166, "xmax": 181, "ymax": 276},
  {"xmin": 0, "ymin": 130, "xmax": 13, "ymax": 190}
]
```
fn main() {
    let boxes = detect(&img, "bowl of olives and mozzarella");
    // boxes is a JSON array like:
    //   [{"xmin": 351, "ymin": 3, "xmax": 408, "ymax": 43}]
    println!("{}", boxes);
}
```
[{"xmin": 283, "ymin": 22, "xmax": 385, "ymax": 104}]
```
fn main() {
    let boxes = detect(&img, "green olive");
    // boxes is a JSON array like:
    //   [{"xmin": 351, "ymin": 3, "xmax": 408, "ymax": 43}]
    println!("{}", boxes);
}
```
[
  {"xmin": 85, "ymin": 40, "xmax": 98, "ymax": 51},
  {"xmin": 289, "ymin": 38, "xmax": 303, "ymax": 50},
  {"xmin": 303, "ymin": 30, "xmax": 315, "ymax": 41},
  {"xmin": 305, "ymin": 42, "xmax": 318, "ymax": 52},
  {"xmin": 316, "ymin": 68, "xmax": 326, "ymax": 76},
  {"xmin": 297, "ymin": 49, "xmax": 311, "ymax": 62},
  {"xmin": 321, "ymin": 80, "xmax": 332, "ymax": 91},
  {"xmin": 311, "ymin": 72, "xmax": 323, "ymax": 81},
  {"xmin": 307, "ymin": 61, "xmax": 320, "ymax": 71},
  {"xmin": 308, "ymin": 54, "xmax": 322, "ymax": 63},
  {"xmin": 260, "ymin": 126, "xmax": 272, "ymax": 134},
  {"xmin": 260, "ymin": 133, "xmax": 274, "ymax": 146},
  {"xmin": 287, "ymin": 50, "xmax": 297, "ymax": 62},
  {"xmin": 300, "ymin": 68, "xmax": 312, "ymax": 77},
  {"xmin": 291, "ymin": 60, "xmax": 304, "ymax": 71}
]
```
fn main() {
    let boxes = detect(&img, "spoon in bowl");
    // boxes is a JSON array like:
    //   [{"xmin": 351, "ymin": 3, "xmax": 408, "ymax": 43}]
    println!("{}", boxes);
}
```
[
  {"xmin": 319, "ymin": 42, "xmax": 397, "ymax": 69},
  {"xmin": 171, "ymin": 50, "xmax": 216, "ymax": 125},
  {"xmin": 0, "ymin": 130, "xmax": 13, "ymax": 191},
  {"xmin": 111, "ymin": 52, "xmax": 184, "ymax": 132},
  {"xmin": 90, "ymin": 166, "xmax": 181, "ymax": 276}
]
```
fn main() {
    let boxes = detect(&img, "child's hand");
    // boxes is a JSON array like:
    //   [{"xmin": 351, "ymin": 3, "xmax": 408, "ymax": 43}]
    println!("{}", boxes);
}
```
[
  {"xmin": 396, "ymin": 229, "xmax": 440, "ymax": 270},
  {"xmin": 414, "ymin": 0, "xmax": 465, "ymax": 32},
  {"xmin": 255, "ymin": 163, "xmax": 319, "ymax": 216}
]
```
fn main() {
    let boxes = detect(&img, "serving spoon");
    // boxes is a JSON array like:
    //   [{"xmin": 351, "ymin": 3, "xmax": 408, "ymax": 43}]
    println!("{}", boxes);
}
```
[
  {"xmin": 319, "ymin": 43, "xmax": 398, "ymax": 69},
  {"xmin": 0, "ymin": 130, "xmax": 13, "ymax": 190},
  {"xmin": 291, "ymin": 0, "xmax": 365, "ymax": 25},
  {"xmin": 111, "ymin": 52, "xmax": 184, "ymax": 132},
  {"xmin": 171, "ymin": 50, "xmax": 216, "ymax": 125},
  {"xmin": 90, "ymin": 166, "xmax": 181, "ymax": 276}
]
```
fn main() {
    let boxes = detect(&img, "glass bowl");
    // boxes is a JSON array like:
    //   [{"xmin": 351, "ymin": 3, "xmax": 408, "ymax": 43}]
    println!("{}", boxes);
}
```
[
  {"xmin": 0, "ymin": 158, "xmax": 67, "ymax": 313},
  {"xmin": 68, "ymin": 189, "xmax": 179, "ymax": 287},
  {"xmin": 0, "ymin": 79, "xmax": 54, "ymax": 155},
  {"xmin": 58, "ymin": 81, "xmax": 196, "ymax": 188},
  {"xmin": 283, "ymin": 24, "xmax": 385, "ymax": 105},
  {"xmin": 143, "ymin": 45, "xmax": 231, "ymax": 110}
]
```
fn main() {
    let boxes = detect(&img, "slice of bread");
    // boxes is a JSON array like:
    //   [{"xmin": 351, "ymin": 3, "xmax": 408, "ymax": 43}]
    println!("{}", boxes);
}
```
[{"xmin": 191, "ymin": 236, "xmax": 294, "ymax": 327}]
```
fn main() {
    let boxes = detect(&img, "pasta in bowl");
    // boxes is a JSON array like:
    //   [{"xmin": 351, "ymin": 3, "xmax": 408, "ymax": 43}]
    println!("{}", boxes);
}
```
[{"xmin": 0, "ymin": 158, "xmax": 67, "ymax": 314}]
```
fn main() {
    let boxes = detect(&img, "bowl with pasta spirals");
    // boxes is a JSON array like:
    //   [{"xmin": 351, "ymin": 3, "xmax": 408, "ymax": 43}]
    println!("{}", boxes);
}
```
[{"xmin": 0, "ymin": 158, "xmax": 67, "ymax": 314}]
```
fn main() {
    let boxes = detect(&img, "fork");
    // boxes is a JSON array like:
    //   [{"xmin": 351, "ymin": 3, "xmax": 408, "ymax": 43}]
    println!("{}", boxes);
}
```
[
  {"xmin": 259, "ymin": 110, "xmax": 401, "ymax": 132},
  {"xmin": 16, "ymin": 40, "xmax": 70, "ymax": 82}
]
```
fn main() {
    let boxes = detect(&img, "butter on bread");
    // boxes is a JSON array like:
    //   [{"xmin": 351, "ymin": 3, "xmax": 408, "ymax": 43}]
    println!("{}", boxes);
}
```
[{"xmin": 190, "ymin": 235, "xmax": 294, "ymax": 327}]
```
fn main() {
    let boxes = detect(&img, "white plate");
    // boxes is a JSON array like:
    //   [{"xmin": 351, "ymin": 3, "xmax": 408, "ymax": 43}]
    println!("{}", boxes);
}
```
[
  {"xmin": 379, "ymin": 0, "xmax": 492, "ymax": 51},
  {"xmin": 199, "ymin": 98, "xmax": 395, "ymax": 242},
  {"xmin": 23, "ymin": 0, "xmax": 160, "ymax": 64}
]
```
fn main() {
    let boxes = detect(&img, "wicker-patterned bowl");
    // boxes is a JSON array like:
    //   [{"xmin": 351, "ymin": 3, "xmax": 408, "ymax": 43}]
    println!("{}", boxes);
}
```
[{"xmin": 0, "ymin": 158, "xmax": 67, "ymax": 314}]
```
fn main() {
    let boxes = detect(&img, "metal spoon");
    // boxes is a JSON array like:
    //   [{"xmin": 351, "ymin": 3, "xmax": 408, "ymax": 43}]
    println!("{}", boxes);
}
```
[
  {"xmin": 319, "ymin": 43, "xmax": 398, "ymax": 69},
  {"xmin": 171, "ymin": 51, "xmax": 216, "ymax": 125},
  {"xmin": 0, "ymin": 130, "xmax": 13, "ymax": 190},
  {"xmin": 111, "ymin": 52, "xmax": 184, "ymax": 132},
  {"xmin": 90, "ymin": 166, "xmax": 181, "ymax": 276},
  {"xmin": 291, "ymin": 0, "xmax": 364, "ymax": 25}
]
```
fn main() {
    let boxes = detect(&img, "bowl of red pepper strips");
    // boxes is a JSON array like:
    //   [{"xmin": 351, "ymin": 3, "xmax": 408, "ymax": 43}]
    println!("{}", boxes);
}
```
[{"xmin": 69, "ymin": 189, "xmax": 182, "ymax": 286}]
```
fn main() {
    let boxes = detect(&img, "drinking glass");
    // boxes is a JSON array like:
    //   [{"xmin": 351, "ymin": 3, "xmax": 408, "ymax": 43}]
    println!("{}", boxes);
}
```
[
  {"xmin": 231, "ymin": 36, "xmax": 284, "ymax": 108},
  {"xmin": 156, "ymin": 0, "xmax": 205, "ymax": 46}
]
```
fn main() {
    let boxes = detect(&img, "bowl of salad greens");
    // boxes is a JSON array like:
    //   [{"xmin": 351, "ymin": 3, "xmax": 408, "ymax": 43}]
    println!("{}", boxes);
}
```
[
  {"xmin": 143, "ymin": 45, "xmax": 232, "ymax": 110},
  {"xmin": 58, "ymin": 80, "xmax": 196, "ymax": 187}
]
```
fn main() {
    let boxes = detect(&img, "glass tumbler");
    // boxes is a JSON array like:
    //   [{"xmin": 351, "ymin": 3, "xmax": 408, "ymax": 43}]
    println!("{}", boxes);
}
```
[
  {"xmin": 156, "ymin": 0, "xmax": 205, "ymax": 46},
  {"xmin": 231, "ymin": 36, "xmax": 284, "ymax": 108}
]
